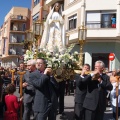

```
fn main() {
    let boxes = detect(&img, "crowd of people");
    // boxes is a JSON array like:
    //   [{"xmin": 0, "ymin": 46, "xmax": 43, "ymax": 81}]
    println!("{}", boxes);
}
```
[
  {"xmin": 74, "ymin": 61, "xmax": 120, "ymax": 120},
  {"xmin": 0, "ymin": 59, "xmax": 120, "ymax": 120},
  {"xmin": 0, "ymin": 59, "xmax": 68, "ymax": 120}
]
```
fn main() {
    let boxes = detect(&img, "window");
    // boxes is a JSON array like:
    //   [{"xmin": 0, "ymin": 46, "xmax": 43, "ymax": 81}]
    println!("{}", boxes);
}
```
[
  {"xmin": 86, "ymin": 12, "xmax": 101, "ymax": 28},
  {"xmin": 101, "ymin": 13, "xmax": 116, "ymax": 28},
  {"xmin": 68, "ymin": 14, "xmax": 77, "ymax": 30},
  {"xmin": 22, "ymin": 35, "xmax": 25, "ymax": 42},
  {"xmin": 34, "ymin": 0, "xmax": 40, "ymax": 7},
  {"xmin": 17, "ymin": 15, "xmax": 23, "ymax": 20},
  {"xmin": 3, "ymin": 39, "xmax": 6, "ymax": 54},
  {"xmin": 86, "ymin": 11, "xmax": 116, "ymax": 28},
  {"xmin": 33, "ymin": 12, "xmax": 39, "ymax": 22},
  {"xmin": 22, "ymin": 23, "xmax": 26, "ymax": 31}
]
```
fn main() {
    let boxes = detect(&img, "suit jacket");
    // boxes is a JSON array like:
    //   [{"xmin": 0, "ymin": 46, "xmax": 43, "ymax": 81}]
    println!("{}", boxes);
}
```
[
  {"xmin": 49, "ymin": 76, "xmax": 59, "ymax": 112},
  {"xmin": 23, "ymin": 71, "xmax": 35, "ymax": 103},
  {"xmin": 29, "ymin": 70, "xmax": 53, "ymax": 113},
  {"xmin": 83, "ymin": 73, "xmax": 113, "ymax": 111},
  {"xmin": 74, "ymin": 74, "xmax": 87, "ymax": 104}
]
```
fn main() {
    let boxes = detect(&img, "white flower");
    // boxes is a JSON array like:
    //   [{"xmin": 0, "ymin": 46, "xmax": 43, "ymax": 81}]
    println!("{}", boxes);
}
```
[
  {"xmin": 70, "ymin": 56, "xmax": 74, "ymax": 59},
  {"xmin": 24, "ymin": 55, "xmax": 29, "ymax": 60},
  {"xmin": 55, "ymin": 53, "xmax": 59, "ymax": 58},
  {"xmin": 46, "ymin": 52, "xmax": 51, "ymax": 56},
  {"xmin": 43, "ymin": 48, "xmax": 47, "ymax": 52},
  {"xmin": 59, "ymin": 55, "xmax": 63, "ymax": 60},
  {"xmin": 34, "ymin": 52, "xmax": 37, "ymax": 54},
  {"xmin": 26, "ymin": 50, "xmax": 30, "ymax": 55},
  {"xmin": 47, "ymin": 61, "xmax": 52, "ymax": 68},
  {"xmin": 72, "ymin": 59, "xmax": 77, "ymax": 62},
  {"xmin": 74, "ymin": 51, "xmax": 79, "ymax": 55},
  {"xmin": 52, "ymin": 57, "xmax": 56, "ymax": 62},
  {"xmin": 30, "ymin": 54, "xmax": 34, "ymax": 59}
]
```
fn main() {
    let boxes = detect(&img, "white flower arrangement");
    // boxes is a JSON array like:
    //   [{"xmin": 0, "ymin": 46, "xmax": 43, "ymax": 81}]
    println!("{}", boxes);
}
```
[
  {"xmin": 23, "ymin": 50, "xmax": 34, "ymax": 63},
  {"xmin": 24, "ymin": 44, "xmax": 80, "ymax": 80},
  {"xmin": 24, "ymin": 44, "xmax": 79, "ymax": 68},
  {"xmin": 38, "ymin": 44, "xmax": 79, "ymax": 70}
]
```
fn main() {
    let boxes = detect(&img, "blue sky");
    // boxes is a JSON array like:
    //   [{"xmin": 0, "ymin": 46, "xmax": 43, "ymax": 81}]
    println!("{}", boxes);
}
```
[{"xmin": 0, "ymin": 0, "xmax": 31, "ymax": 26}]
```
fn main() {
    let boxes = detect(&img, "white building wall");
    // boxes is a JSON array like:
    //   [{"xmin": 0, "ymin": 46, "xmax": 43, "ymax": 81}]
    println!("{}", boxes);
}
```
[
  {"xmin": 32, "ymin": 4, "xmax": 40, "ymax": 16},
  {"xmin": 87, "ymin": 29, "xmax": 117, "ymax": 38},
  {"xmin": 84, "ymin": 52, "xmax": 92, "ymax": 68},
  {"xmin": 116, "ymin": 0, "xmax": 120, "ymax": 36},
  {"xmin": 86, "ymin": 0, "xmax": 117, "ymax": 10}
]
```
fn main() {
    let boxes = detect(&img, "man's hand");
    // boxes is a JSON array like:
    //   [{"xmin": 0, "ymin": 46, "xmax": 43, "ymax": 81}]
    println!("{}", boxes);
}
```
[
  {"xmin": 98, "ymin": 77, "xmax": 102, "ymax": 83},
  {"xmin": 44, "ymin": 68, "xmax": 53, "ymax": 75},
  {"xmin": 20, "ymin": 96, "xmax": 23, "ymax": 101},
  {"xmin": 92, "ymin": 70, "xmax": 99, "ymax": 75},
  {"xmin": 81, "ymin": 70, "xmax": 86, "ymax": 76},
  {"xmin": 22, "ymin": 82, "xmax": 28, "ymax": 87},
  {"xmin": 92, "ymin": 70, "xmax": 100, "ymax": 80}
]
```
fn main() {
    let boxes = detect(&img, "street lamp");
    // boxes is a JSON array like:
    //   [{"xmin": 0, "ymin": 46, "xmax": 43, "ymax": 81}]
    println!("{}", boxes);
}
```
[
  {"xmin": 33, "ymin": 20, "xmax": 43, "ymax": 47},
  {"xmin": 33, "ymin": 20, "xmax": 43, "ymax": 59},
  {"xmin": 66, "ymin": 33, "xmax": 70, "ymax": 46},
  {"xmin": 78, "ymin": 24, "xmax": 87, "ymax": 68},
  {"xmin": 25, "ymin": 29, "xmax": 33, "ymax": 51}
]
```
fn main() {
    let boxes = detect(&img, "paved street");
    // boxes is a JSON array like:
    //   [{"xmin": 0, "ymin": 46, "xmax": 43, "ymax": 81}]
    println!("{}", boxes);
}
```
[{"xmin": 56, "ymin": 95, "xmax": 114, "ymax": 120}]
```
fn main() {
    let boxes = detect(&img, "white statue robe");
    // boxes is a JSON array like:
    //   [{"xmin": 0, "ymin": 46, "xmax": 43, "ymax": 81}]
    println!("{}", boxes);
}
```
[{"xmin": 40, "ymin": 8, "xmax": 65, "ymax": 53}]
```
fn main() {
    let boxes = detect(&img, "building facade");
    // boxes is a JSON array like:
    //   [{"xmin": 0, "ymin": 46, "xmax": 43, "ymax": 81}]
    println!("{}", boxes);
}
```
[
  {"xmin": 0, "ymin": 7, "xmax": 31, "ymax": 68},
  {"xmin": 84, "ymin": 0, "xmax": 119, "ymax": 70},
  {"xmin": 46, "ymin": 0, "xmax": 120, "ymax": 70},
  {"xmin": 31, "ymin": 0, "xmax": 48, "ymax": 46}
]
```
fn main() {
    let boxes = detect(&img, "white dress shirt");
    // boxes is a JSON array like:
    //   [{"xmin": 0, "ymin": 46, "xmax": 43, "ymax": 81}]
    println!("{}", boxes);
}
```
[{"xmin": 110, "ymin": 82, "xmax": 120, "ymax": 107}]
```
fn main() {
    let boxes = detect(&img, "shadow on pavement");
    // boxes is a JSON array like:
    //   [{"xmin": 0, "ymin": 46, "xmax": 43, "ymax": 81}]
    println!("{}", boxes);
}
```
[
  {"xmin": 61, "ymin": 110, "xmax": 113, "ymax": 120},
  {"xmin": 64, "ymin": 111, "xmax": 75, "ymax": 120},
  {"xmin": 64, "ymin": 107, "xmax": 74, "ymax": 109},
  {"xmin": 104, "ymin": 111, "xmax": 113, "ymax": 120}
]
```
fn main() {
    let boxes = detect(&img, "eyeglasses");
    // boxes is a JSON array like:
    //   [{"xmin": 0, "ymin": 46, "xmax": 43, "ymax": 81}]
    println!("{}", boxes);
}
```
[{"xmin": 36, "ymin": 62, "xmax": 44, "ymax": 64}]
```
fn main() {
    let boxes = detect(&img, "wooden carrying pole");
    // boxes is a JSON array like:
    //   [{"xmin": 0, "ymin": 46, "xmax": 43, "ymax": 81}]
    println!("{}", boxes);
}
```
[
  {"xmin": 17, "ymin": 71, "xmax": 26, "ymax": 120},
  {"xmin": 11, "ymin": 69, "xmax": 15, "ymax": 84},
  {"xmin": 0, "ymin": 78, "xmax": 3, "ymax": 102},
  {"xmin": 116, "ymin": 76, "xmax": 120, "ymax": 120}
]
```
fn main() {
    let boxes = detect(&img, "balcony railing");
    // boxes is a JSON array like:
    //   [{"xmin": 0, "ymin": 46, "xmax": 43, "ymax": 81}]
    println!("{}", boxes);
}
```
[
  {"xmin": 86, "ymin": 21, "xmax": 116, "ymax": 29},
  {"xmin": 10, "ymin": 27, "xmax": 26, "ymax": 31},
  {"xmin": 9, "ymin": 39, "xmax": 24, "ymax": 43},
  {"xmin": 9, "ymin": 49, "xmax": 22, "ymax": 55},
  {"xmin": 10, "ymin": 15, "xmax": 27, "ymax": 21}
]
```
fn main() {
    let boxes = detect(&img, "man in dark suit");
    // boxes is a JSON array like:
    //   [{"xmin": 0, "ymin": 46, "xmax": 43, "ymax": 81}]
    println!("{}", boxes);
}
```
[
  {"xmin": 36, "ymin": 58, "xmax": 58, "ymax": 120},
  {"xmin": 16, "ymin": 62, "xmax": 25, "ymax": 87},
  {"xmin": 74, "ymin": 64, "xmax": 90, "ymax": 120},
  {"xmin": 83, "ymin": 60, "xmax": 113, "ymax": 120},
  {"xmin": 22, "ymin": 60, "xmax": 35, "ymax": 120},
  {"xmin": 27, "ymin": 59, "xmax": 57, "ymax": 120}
]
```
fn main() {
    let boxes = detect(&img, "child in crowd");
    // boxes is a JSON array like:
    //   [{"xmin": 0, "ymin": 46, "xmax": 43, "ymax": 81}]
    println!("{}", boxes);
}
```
[{"xmin": 4, "ymin": 83, "xmax": 23, "ymax": 120}]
